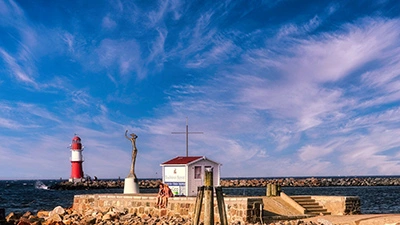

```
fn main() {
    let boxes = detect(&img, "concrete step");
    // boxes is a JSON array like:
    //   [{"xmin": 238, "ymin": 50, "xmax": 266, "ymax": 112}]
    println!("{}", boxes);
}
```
[
  {"xmin": 290, "ymin": 196, "xmax": 331, "ymax": 216},
  {"xmin": 298, "ymin": 202, "xmax": 319, "ymax": 206},
  {"xmin": 291, "ymin": 196, "xmax": 312, "ymax": 201}
]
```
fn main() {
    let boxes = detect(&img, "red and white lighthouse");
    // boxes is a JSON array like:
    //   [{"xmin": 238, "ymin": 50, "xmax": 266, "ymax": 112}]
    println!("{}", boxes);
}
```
[{"xmin": 69, "ymin": 135, "xmax": 85, "ymax": 182}]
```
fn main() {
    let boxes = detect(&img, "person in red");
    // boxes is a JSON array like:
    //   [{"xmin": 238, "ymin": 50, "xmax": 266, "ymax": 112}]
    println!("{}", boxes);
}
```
[{"xmin": 160, "ymin": 184, "xmax": 174, "ymax": 208}]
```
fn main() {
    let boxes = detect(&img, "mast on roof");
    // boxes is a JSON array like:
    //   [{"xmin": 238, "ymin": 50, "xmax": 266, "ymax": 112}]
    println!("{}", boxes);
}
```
[{"xmin": 171, "ymin": 117, "xmax": 203, "ymax": 157}]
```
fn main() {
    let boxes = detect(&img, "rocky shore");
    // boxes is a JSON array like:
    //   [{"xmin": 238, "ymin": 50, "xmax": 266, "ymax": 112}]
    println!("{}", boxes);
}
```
[
  {"xmin": 2, "ymin": 205, "xmax": 324, "ymax": 225},
  {"xmin": 50, "ymin": 176, "xmax": 400, "ymax": 190}
]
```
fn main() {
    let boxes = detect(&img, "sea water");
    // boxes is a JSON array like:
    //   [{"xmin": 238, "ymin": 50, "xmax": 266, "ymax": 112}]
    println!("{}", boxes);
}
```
[
  {"xmin": 224, "ymin": 185, "xmax": 400, "ymax": 214},
  {"xmin": 1, "ymin": 180, "xmax": 400, "ymax": 215}
]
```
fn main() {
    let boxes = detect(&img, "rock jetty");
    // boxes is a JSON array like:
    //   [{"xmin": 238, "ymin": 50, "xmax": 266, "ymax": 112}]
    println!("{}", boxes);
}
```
[
  {"xmin": 50, "ymin": 176, "xmax": 400, "ymax": 190},
  {"xmin": 2, "ymin": 205, "xmax": 324, "ymax": 225},
  {"xmin": 221, "ymin": 176, "xmax": 400, "ymax": 187},
  {"xmin": 50, "ymin": 179, "xmax": 161, "ymax": 190}
]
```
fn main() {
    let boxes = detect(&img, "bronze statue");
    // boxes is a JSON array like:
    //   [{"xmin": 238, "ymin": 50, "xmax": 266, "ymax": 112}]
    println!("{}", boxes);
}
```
[{"xmin": 125, "ymin": 130, "xmax": 138, "ymax": 181}]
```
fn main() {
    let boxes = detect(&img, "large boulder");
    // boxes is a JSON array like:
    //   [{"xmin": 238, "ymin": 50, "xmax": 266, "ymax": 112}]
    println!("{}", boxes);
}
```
[
  {"xmin": 6, "ymin": 212, "xmax": 18, "ymax": 223},
  {"xmin": 37, "ymin": 210, "xmax": 49, "ymax": 218},
  {"xmin": 47, "ymin": 213, "xmax": 62, "ymax": 223},
  {"xmin": 49, "ymin": 206, "xmax": 65, "ymax": 217}
]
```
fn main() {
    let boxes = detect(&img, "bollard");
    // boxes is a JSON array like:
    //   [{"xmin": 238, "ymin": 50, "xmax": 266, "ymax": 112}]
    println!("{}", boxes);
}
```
[
  {"xmin": 277, "ymin": 184, "xmax": 281, "ymax": 196},
  {"xmin": 204, "ymin": 167, "xmax": 214, "ymax": 225},
  {"xmin": 271, "ymin": 183, "xmax": 277, "ymax": 196},
  {"xmin": 267, "ymin": 183, "xmax": 279, "ymax": 196},
  {"xmin": 266, "ymin": 183, "xmax": 271, "ymax": 197},
  {"xmin": 216, "ymin": 187, "xmax": 228, "ymax": 225},
  {"xmin": 192, "ymin": 168, "xmax": 227, "ymax": 225},
  {"xmin": 193, "ymin": 186, "xmax": 204, "ymax": 225}
]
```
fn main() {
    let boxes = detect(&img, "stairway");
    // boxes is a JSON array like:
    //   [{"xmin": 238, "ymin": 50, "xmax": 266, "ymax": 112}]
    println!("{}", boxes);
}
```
[{"xmin": 290, "ymin": 196, "xmax": 331, "ymax": 216}]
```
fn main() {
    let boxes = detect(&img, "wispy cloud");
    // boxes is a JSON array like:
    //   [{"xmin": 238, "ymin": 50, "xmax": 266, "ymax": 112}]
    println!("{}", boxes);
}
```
[
  {"xmin": 277, "ymin": 15, "xmax": 322, "ymax": 38},
  {"xmin": 0, "ymin": 117, "xmax": 23, "ymax": 129},
  {"xmin": 102, "ymin": 15, "xmax": 117, "ymax": 30},
  {"xmin": 1, "ymin": 0, "xmax": 400, "ymax": 179},
  {"xmin": 0, "ymin": 49, "xmax": 37, "ymax": 86},
  {"xmin": 94, "ymin": 39, "xmax": 143, "ymax": 78},
  {"xmin": 145, "ymin": 28, "xmax": 167, "ymax": 71}
]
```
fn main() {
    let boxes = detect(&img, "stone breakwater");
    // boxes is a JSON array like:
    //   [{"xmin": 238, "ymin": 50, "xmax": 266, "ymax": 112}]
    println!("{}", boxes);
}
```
[
  {"xmin": 2, "ymin": 205, "xmax": 324, "ymax": 225},
  {"xmin": 50, "ymin": 177, "xmax": 400, "ymax": 190},
  {"xmin": 221, "ymin": 177, "xmax": 400, "ymax": 187}
]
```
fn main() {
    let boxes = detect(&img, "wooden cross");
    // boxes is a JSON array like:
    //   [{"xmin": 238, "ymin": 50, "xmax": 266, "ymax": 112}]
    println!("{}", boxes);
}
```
[{"xmin": 171, "ymin": 117, "xmax": 203, "ymax": 157}]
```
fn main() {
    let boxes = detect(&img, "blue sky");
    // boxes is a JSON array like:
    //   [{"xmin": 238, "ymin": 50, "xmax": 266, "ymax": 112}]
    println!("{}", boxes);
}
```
[{"xmin": 1, "ymin": 0, "xmax": 400, "ymax": 179}]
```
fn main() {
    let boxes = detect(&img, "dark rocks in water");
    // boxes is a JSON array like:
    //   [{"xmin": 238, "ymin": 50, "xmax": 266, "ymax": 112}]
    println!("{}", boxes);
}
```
[
  {"xmin": 49, "ymin": 179, "xmax": 162, "ymax": 190},
  {"xmin": 49, "ymin": 180, "xmax": 119, "ymax": 190},
  {"xmin": 220, "ymin": 176, "xmax": 400, "ymax": 187},
  {"xmin": 49, "ymin": 177, "xmax": 400, "ymax": 190}
]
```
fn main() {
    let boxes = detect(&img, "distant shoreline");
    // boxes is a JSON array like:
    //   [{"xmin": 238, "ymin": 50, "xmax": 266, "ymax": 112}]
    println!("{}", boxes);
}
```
[
  {"xmin": 3, "ymin": 174, "xmax": 400, "ymax": 181},
  {"xmin": 48, "ymin": 176, "xmax": 400, "ymax": 190}
]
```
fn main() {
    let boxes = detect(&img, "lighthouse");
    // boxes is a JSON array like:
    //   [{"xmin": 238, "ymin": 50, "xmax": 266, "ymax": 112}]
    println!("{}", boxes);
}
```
[{"xmin": 69, "ymin": 135, "xmax": 85, "ymax": 182}]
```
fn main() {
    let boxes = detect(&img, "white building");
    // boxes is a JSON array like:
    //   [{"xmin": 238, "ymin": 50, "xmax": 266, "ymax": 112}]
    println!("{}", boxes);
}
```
[{"xmin": 160, "ymin": 156, "xmax": 221, "ymax": 197}]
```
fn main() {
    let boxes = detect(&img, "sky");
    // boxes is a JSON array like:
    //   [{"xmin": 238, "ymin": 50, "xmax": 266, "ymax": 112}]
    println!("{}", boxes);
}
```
[{"xmin": 1, "ymin": 0, "xmax": 400, "ymax": 179}]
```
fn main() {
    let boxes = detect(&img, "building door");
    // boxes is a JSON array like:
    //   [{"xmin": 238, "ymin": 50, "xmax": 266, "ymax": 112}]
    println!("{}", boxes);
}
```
[{"xmin": 190, "ymin": 165, "xmax": 203, "ymax": 196}]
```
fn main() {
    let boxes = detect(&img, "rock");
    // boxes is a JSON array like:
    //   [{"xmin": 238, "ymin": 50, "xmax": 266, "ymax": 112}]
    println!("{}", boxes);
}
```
[
  {"xmin": 30, "ymin": 221, "xmax": 42, "ymax": 225},
  {"xmin": 95, "ymin": 212, "xmax": 104, "ymax": 221},
  {"xmin": 84, "ymin": 209, "xmax": 95, "ymax": 217},
  {"xmin": 6, "ymin": 212, "xmax": 18, "ymax": 223},
  {"xmin": 120, "ymin": 213, "xmax": 134, "ymax": 221},
  {"xmin": 21, "ymin": 211, "xmax": 32, "ymax": 218},
  {"xmin": 47, "ymin": 213, "xmax": 62, "ymax": 223},
  {"xmin": 37, "ymin": 210, "xmax": 49, "ymax": 218},
  {"xmin": 112, "ymin": 207, "xmax": 127, "ymax": 214},
  {"xmin": 16, "ymin": 217, "xmax": 31, "ymax": 225},
  {"xmin": 51, "ymin": 206, "xmax": 65, "ymax": 216},
  {"xmin": 62, "ymin": 218, "xmax": 73, "ymax": 225},
  {"xmin": 102, "ymin": 212, "xmax": 113, "ymax": 221},
  {"xmin": 44, "ymin": 221, "xmax": 64, "ymax": 225},
  {"xmin": 85, "ymin": 216, "xmax": 96, "ymax": 224}
]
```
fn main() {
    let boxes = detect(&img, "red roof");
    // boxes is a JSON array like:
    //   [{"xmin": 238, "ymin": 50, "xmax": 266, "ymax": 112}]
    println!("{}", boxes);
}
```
[
  {"xmin": 161, "ymin": 156, "xmax": 203, "ymax": 165},
  {"xmin": 72, "ymin": 136, "xmax": 81, "ymax": 141}
]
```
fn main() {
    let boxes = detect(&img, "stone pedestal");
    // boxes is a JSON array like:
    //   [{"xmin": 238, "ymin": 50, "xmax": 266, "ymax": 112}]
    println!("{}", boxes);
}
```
[{"xmin": 124, "ymin": 177, "xmax": 139, "ymax": 194}]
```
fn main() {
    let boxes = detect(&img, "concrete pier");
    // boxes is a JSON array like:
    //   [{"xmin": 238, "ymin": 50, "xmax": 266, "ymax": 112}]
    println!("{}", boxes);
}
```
[{"xmin": 72, "ymin": 192, "xmax": 360, "ymax": 224}]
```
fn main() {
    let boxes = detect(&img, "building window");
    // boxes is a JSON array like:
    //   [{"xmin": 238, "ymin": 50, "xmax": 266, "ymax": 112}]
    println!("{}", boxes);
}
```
[{"xmin": 194, "ymin": 166, "xmax": 201, "ymax": 179}]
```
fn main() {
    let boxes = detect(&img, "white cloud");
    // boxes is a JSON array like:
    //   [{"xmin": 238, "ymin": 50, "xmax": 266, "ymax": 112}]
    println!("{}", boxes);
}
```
[
  {"xmin": 282, "ymin": 20, "xmax": 397, "ymax": 84},
  {"xmin": 147, "ymin": 1, "xmax": 169, "ymax": 27},
  {"xmin": 277, "ymin": 15, "xmax": 322, "ymax": 38},
  {"xmin": 62, "ymin": 32, "xmax": 75, "ymax": 53},
  {"xmin": 102, "ymin": 15, "xmax": 117, "ymax": 29},
  {"xmin": 186, "ymin": 37, "xmax": 238, "ymax": 68},
  {"xmin": 145, "ymin": 28, "xmax": 167, "ymax": 70},
  {"xmin": 0, "ymin": 49, "xmax": 37, "ymax": 86},
  {"xmin": 95, "ymin": 39, "xmax": 144, "ymax": 78},
  {"xmin": 0, "ymin": 117, "xmax": 21, "ymax": 129}
]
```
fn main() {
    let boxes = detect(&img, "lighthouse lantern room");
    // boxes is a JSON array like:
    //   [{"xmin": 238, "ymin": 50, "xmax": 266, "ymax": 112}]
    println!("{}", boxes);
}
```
[{"xmin": 69, "ymin": 135, "xmax": 85, "ymax": 182}]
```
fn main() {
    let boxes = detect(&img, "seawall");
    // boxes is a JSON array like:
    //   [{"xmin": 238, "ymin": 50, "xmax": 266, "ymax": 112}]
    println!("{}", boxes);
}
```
[
  {"xmin": 72, "ymin": 193, "xmax": 360, "ymax": 224},
  {"xmin": 72, "ymin": 193, "xmax": 258, "ymax": 223}
]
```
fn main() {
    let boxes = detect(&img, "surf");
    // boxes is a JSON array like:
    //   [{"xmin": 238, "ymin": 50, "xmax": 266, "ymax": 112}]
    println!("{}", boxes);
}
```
[{"xmin": 34, "ymin": 181, "xmax": 49, "ymax": 190}]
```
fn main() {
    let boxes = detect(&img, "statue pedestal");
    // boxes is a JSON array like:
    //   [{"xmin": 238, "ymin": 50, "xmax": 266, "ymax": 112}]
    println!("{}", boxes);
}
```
[{"xmin": 124, "ymin": 177, "xmax": 139, "ymax": 194}]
